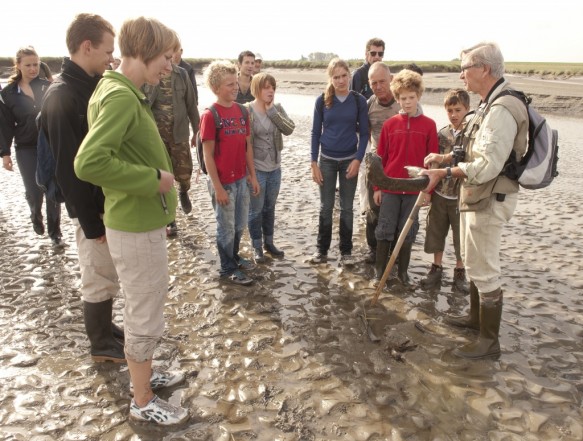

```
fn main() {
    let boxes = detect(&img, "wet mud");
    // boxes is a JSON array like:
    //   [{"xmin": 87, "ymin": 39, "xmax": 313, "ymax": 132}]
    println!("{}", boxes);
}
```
[{"xmin": 1, "ymin": 110, "xmax": 582, "ymax": 440}]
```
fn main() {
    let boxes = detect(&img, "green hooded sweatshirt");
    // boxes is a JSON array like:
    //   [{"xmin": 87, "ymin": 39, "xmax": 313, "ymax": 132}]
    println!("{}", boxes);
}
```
[{"xmin": 75, "ymin": 71, "xmax": 177, "ymax": 233}]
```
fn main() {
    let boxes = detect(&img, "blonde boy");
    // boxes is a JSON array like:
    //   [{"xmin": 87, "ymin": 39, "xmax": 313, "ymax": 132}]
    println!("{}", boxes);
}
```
[{"xmin": 200, "ymin": 60, "xmax": 260, "ymax": 286}]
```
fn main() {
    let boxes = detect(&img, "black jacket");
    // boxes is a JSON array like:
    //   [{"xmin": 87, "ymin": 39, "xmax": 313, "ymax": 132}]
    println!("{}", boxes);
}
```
[
  {"xmin": 40, "ymin": 58, "xmax": 106, "ymax": 239},
  {"xmin": 0, "ymin": 76, "xmax": 50, "ymax": 156}
]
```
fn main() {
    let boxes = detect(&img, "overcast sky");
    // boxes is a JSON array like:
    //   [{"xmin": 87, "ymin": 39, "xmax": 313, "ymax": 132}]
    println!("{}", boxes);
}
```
[{"xmin": 2, "ymin": 0, "xmax": 581, "ymax": 63}]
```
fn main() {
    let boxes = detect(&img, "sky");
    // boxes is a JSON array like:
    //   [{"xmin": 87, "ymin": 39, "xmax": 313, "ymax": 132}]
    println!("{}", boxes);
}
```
[{"xmin": 2, "ymin": 0, "xmax": 582, "ymax": 63}]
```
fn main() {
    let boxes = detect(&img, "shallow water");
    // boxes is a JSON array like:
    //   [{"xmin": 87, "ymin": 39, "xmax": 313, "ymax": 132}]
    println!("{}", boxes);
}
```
[{"xmin": 0, "ymin": 88, "xmax": 582, "ymax": 440}]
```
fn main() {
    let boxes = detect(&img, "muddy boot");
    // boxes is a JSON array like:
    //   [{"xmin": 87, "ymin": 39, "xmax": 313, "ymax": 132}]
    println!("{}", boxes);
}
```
[
  {"xmin": 454, "ymin": 289, "xmax": 503, "ymax": 359},
  {"xmin": 84, "ymin": 299, "xmax": 126, "ymax": 363},
  {"xmin": 364, "ymin": 246, "xmax": 376, "ymax": 264},
  {"xmin": 397, "ymin": 241, "xmax": 413, "ymax": 286},
  {"xmin": 452, "ymin": 267, "xmax": 469, "ymax": 294},
  {"xmin": 420, "ymin": 264, "xmax": 443, "ymax": 290},
  {"xmin": 375, "ymin": 240, "xmax": 391, "ymax": 281},
  {"xmin": 444, "ymin": 281, "xmax": 480, "ymax": 330}
]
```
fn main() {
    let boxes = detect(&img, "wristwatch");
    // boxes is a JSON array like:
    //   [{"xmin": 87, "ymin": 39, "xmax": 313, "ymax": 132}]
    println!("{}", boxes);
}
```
[{"xmin": 445, "ymin": 167, "xmax": 452, "ymax": 180}]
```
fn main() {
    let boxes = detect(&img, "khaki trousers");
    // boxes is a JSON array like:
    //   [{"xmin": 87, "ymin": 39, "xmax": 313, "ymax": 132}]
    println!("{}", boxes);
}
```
[
  {"xmin": 106, "ymin": 227, "xmax": 168, "ymax": 362},
  {"xmin": 460, "ymin": 193, "xmax": 517, "ymax": 293}
]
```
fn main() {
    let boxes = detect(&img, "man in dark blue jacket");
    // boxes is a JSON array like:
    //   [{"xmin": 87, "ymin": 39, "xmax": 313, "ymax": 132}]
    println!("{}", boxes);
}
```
[
  {"xmin": 39, "ymin": 13, "xmax": 125, "ymax": 364},
  {"xmin": 350, "ymin": 38, "xmax": 385, "ymax": 99}
]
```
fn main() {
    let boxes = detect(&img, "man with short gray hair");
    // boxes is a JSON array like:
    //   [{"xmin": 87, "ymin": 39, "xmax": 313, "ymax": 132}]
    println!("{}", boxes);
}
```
[{"xmin": 421, "ymin": 42, "xmax": 528, "ymax": 360}]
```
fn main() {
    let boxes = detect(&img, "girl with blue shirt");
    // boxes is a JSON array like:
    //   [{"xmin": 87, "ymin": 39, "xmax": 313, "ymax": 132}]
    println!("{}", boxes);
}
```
[{"xmin": 310, "ymin": 58, "xmax": 369, "ymax": 265}]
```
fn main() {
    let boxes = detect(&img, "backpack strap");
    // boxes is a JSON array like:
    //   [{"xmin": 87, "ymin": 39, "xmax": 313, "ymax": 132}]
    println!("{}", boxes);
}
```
[{"xmin": 208, "ymin": 104, "xmax": 222, "ymax": 156}]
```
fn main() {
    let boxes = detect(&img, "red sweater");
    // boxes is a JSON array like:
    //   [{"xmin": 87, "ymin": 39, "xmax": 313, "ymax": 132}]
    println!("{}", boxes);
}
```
[{"xmin": 376, "ymin": 111, "xmax": 439, "ymax": 194}]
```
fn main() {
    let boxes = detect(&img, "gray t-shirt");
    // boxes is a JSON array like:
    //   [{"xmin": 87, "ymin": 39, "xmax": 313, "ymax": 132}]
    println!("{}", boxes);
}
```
[{"xmin": 367, "ymin": 95, "xmax": 400, "ymax": 151}]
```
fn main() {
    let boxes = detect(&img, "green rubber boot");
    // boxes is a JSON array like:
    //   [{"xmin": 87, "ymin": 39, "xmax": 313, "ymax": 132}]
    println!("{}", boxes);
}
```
[{"xmin": 454, "ymin": 289, "xmax": 503, "ymax": 359}]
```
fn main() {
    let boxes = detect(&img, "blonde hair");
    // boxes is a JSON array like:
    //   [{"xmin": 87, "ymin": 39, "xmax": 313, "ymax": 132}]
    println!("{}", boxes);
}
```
[
  {"xmin": 204, "ymin": 60, "xmax": 238, "ymax": 93},
  {"xmin": 324, "ymin": 58, "xmax": 350, "ymax": 108},
  {"xmin": 118, "ymin": 17, "xmax": 179, "ymax": 65},
  {"xmin": 390, "ymin": 69, "xmax": 424, "ymax": 99},
  {"xmin": 9, "ymin": 46, "xmax": 38, "ymax": 83},
  {"xmin": 250, "ymin": 73, "xmax": 276, "ymax": 99}
]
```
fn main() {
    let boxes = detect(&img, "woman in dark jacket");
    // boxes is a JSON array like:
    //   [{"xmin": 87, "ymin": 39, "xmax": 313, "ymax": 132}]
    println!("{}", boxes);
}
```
[{"xmin": 0, "ymin": 46, "xmax": 62, "ymax": 245}]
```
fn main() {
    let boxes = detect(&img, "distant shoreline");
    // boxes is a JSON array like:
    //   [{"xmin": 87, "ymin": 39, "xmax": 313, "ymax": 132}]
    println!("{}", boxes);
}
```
[
  {"xmin": 2, "ymin": 66, "xmax": 582, "ymax": 119},
  {"xmin": 266, "ymin": 68, "xmax": 583, "ymax": 119}
]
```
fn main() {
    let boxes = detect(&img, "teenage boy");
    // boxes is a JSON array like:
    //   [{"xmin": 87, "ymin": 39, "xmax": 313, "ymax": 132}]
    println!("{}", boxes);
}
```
[
  {"xmin": 40, "ymin": 13, "xmax": 125, "ymax": 363},
  {"xmin": 374, "ymin": 69, "xmax": 439, "ymax": 285},
  {"xmin": 200, "ymin": 60, "xmax": 260, "ymax": 285},
  {"xmin": 420, "ymin": 89, "xmax": 470, "ymax": 293},
  {"xmin": 236, "ymin": 50, "xmax": 255, "ymax": 103}
]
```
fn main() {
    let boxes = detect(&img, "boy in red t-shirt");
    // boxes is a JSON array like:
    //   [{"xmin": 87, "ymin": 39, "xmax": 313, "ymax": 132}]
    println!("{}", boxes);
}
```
[{"xmin": 200, "ymin": 60, "xmax": 260, "ymax": 286}]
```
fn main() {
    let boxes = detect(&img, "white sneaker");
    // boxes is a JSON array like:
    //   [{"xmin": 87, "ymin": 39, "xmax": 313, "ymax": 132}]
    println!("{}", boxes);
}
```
[
  {"xmin": 130, "ymin": 395, "xmax": 188, "ymax": 425},
  {"xmin": 130, "ymin": 370, "xmax": 185, "ymax": 394}
]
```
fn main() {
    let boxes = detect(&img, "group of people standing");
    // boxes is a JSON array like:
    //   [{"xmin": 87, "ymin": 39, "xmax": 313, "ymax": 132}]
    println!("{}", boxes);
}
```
[
  {"xmin": 309, "ymin": 39, "xmax": 527, "ymax": 364},
  {"xmin": 0, "ymin": 19, "xmax": 527, "ymax": 426}
]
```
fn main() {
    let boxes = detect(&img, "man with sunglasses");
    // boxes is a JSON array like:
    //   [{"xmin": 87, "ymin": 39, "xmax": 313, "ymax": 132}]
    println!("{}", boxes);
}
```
[{"xmin": 350, "ymin": 38, "xmax": 385, "ymax": 99}]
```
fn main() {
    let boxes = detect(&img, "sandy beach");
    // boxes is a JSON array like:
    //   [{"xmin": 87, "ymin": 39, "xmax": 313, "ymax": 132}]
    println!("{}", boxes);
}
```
[{"xmin": 0, "ymin": 71, "xmax": 582, "ymax": 440}]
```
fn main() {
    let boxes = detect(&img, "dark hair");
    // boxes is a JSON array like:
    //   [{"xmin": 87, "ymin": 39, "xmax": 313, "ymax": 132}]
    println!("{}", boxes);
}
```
[
  {"xmin": 443, "ymin": 88, "xmax": 470, "ymax": 109},
  {"xmin": 238, "ymin": 50, "xmax": 255, "ymax": 64},
  {"xmin": 66, "ymin": 13, "xmax": 115, "ymax": 55},
  {"xmin": 403, "ymin": 63, "xmax": 423, "ymax": 76},
  {"xmin": 366, "ymin": 38, "xmax": 385, "ymax": 51},
  {"xmin": 9, "ymin": 46, "xmax": 38, "ymax": 83}
]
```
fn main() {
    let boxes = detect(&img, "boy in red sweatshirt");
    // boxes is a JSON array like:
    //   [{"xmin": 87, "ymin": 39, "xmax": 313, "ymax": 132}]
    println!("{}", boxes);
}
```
[{"xmin": 373, "ymin": 69, "xmax": 439, "ymax": 285}]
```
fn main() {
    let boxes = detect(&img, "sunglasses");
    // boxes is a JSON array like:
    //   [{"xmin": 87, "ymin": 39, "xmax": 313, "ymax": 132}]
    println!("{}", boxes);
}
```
[{"xmin": 369, "ymin": 51, "xmax": 384, "ymax": 57}]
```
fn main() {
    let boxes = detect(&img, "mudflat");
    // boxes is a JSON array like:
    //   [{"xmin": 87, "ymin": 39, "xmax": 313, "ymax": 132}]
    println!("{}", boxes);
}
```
[{"xmin": 268, "ymin": 67, "xmax": 583, "ymax": 118}]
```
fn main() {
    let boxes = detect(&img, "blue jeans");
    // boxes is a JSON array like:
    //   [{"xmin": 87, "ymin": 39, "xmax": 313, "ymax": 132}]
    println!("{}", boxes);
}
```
[
  {"xmin": 248, "ymin": 168, "xmax": 281, "ymax": 248},
  {"xmin": 207, "ymin": 177, "xmax": 250, "ymax": 276},
  {"xmin": 15, "ymin": 148, "xmax": 61, "ymax": 239},
  {"xmin": 376, "ymin": 192, "xmax": 419, "ymax": 243},
  {"xmin": 317, "ymin": 157, "xmax": 358, "ymax": 255}
]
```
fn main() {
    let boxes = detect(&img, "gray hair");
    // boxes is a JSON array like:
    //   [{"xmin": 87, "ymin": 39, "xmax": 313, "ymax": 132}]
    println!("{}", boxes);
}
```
[
  {"xmin": 368, "ymin": 61, "xmax": 391, "ymax": 78},
  {"xmin": 460, "ymin": 42, "xmax": 505, "ymax": 79}
]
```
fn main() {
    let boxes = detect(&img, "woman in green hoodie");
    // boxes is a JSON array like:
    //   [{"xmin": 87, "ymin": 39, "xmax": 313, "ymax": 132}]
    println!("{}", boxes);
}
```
[{"xmin": 74, "ymin": 17, "xmax": 187, "ymax": 426}]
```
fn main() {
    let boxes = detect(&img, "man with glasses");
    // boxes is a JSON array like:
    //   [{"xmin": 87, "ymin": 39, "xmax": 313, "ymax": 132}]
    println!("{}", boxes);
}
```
[
  {"xmin": 350, "ymin": 38, "xmax": 385, "ymax": 99},
  {"xmin": 421, "ymin": 42, "xmax": 528, "ymax": 360}
]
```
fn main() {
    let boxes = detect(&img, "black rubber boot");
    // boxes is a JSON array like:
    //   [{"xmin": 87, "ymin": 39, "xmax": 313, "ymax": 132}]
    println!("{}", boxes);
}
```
[
  {"xmin": 364, "ymin": 246, "xmax": 376, "ymax": 264},
  {"xmin": 375, "ymin": 240, "xmax": 391, "ymax": 281},
  {"xmin": 452, "ymin": 267, "xmax": 470, "ymax": 294},
  {"xmin": 264, "ymin": 243, "xmax": 284, "ymax": 257},
  {"xmin": 111, "ymin": 322, "xmax": 125, "ymax": 343},
  {"xmin": 397, "ymin": 241, "xmax": 413, "ymax": 286},
  {"xmin": 84, "ymin": 299, "xmax": 126, "ymax": 363},
  {"xmin": 420, "ymin": 263, "xmax": 443, "ymax": 290},
  {"xmin": 454, "ymin": 289, "xmax": 503, "ymax": 359},
  {"xmin": 444, "ymin": 281, "xmax": 480, "ymax": 330}
]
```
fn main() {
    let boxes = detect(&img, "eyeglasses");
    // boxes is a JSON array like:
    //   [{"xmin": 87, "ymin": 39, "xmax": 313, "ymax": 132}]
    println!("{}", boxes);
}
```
[
  {"xmin": 369, "ymin": 51, "xmax": 384, "ymax": 57},
  {"xmin": 460, "ymin": 63, "xmax": 480, "ymax": 72}
]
